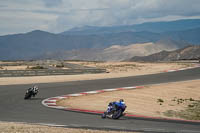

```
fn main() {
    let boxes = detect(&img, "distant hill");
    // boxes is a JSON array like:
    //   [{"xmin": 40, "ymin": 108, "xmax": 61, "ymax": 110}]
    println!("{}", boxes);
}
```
[
  {"xmin": 0, "ymin": 19, "xmax": 200, "ymax": 60},
  {"xmin": 0, "ymin": 30, "xmax": 161, "ymax": 60},
  {"xmin": 133, "ymin": 19, "xmax": 200, "ymax": 33},
  {"xmin": 161, "ymin": 27, "xmax": 200, "ymax": 44},
  {"xmin": 61, "ymin": 19, "xmax": 200, "ymax": 35},
  {"xmin": 128, "ymin": 45, "xmax": 200, "ymax": 62},
  {"xmin": 37, "ymin": 42, "xmax": 177, "ymax": 61}
]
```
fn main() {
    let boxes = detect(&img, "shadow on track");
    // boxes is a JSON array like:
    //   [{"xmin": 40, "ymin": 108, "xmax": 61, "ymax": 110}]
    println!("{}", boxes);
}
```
[{"xmin": 24, "ymin": 98, "xmax": 44, "ymax": 101}]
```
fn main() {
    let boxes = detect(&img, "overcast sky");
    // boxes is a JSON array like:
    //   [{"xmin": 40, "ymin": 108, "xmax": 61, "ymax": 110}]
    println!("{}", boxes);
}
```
[{"xmin": 0, "ymin": 0, "xmax": 200, "ymax": 35}]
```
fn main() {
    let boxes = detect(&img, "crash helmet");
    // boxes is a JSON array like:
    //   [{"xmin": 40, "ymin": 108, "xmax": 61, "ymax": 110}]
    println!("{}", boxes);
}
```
[
  {"xmin": 119, "ymin": 99, "xmax": 124, "ymax": 102},
  {"xmin": 33, "ymin": 85, "xmax": 38, "ymax": 90},
  {"xmin": 119, "ymin": 99, "xmax": 125, "ymax": 104}
]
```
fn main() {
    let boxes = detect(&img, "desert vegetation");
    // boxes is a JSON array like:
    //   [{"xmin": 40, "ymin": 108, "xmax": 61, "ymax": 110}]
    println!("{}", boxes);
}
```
[
  {"xmin": 162, "ymin": 97, "xmax": 200, "ymax": 120},
  {"xmin": 29, "ymin": 65, "xmax": 46, "ymax": 69}
]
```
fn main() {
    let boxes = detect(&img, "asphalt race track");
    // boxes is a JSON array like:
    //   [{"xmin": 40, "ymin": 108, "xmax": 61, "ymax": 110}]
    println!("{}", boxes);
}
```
[{"xmin": 1, "ymin": 67, "xmax": 200, "ymax": 133}]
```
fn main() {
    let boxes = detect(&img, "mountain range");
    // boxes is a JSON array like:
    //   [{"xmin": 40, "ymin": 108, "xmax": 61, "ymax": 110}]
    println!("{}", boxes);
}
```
[
  {"xmin": 61, "ymin": 19, "xmax": 200, "ymax": 35},
  {"xmin": 0, "ymin": 19, "xmax": 200, "ymax": 60},
  {"xmin": 129, "ymin": 45, "xmax": 200, "ymax": 62},
  {"xmin": 37, "ymin": 42, "xmax": 177, "ymax": 61}
]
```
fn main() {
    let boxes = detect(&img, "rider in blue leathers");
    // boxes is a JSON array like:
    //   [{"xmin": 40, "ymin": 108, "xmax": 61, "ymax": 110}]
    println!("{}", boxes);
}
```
[{"xmin": 107, "ymin": 99, "xmax": 126, "ymax": 114}]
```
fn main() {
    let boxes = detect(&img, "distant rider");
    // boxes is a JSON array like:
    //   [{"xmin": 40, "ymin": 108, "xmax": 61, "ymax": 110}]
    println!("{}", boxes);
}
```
[{"xmin": 28, "ymin": 85, "xmax": 39, "ymax": 97}]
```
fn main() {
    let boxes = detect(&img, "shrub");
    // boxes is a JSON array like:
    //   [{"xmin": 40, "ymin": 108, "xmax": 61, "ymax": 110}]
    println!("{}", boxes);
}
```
[
  {"xmin": 30, "ymin": 66, "xmax": 45, "ymax": 69},
  {"xmin": 157, "ymin": 98, "xmax": 164, "ymax": 105},
  {"xmin": 56, "ymin": 64, "xmax": 64, "ymax": 68}
]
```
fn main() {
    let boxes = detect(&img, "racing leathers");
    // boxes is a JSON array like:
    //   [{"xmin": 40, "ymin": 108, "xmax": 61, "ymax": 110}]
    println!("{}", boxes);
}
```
[
  {"xmin": 28, "ymin": 86, "xmax": 39, "ymax": 97},
  {"xmin": 107, "ymin": 101, "xmax": 126, "ymax": 114}
]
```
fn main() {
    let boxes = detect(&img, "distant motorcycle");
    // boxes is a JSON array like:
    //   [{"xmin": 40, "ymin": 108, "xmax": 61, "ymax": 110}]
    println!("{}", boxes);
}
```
[
  {"xmin": 101, "ymin": 99, "xmax": 126, "ymax": 119},
  {"xmin": 24, "ymin": 85, "xmax": 39, "ymax": 99}
]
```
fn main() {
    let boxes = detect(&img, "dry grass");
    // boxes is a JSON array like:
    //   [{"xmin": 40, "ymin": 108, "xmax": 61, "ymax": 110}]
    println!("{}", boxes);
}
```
[{"xmin": 0, "ymin": 122, "xmax": 137, "ymax": 133}]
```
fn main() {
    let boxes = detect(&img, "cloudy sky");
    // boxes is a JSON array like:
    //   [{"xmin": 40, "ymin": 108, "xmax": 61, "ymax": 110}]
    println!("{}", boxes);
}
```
[{"xmin": 0, "ymin": 0, "xmax": 200, "ymax": 35}]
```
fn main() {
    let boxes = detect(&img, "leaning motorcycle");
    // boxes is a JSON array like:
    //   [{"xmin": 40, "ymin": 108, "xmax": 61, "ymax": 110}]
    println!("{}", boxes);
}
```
[
  {"xmin": 24, "ymin": 86, "xmax": 38, "ymax": 99},
  {"xmin": 101, "ymin": 103, "xmax": 126, "ymax": 119}
]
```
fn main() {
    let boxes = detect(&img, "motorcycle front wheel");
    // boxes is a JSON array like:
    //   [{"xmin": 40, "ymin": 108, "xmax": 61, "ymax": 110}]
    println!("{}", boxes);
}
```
[
  {"xmin": 101, "ymin": 112, "xmax": 107, "ymax": 119},
  {"xmin": 24, "ymin": 92, "xmax": 32, "ymax": 99}
]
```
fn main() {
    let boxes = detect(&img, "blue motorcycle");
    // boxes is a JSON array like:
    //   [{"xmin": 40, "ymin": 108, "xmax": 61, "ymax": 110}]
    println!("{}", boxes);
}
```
[{"xmin": 101, "ymin": 100, "xmax": 126, "ymax": 119}]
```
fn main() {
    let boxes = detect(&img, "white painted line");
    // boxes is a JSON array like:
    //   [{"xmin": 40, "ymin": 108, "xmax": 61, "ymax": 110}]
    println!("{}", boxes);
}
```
[
  {"xmin": 38, "ymin": 123, "xmax": 67, "ymax": 127},
  {"xmin": 123, "ymin": 86, "xmax": 136, "ymax": 89},
  {"xmin": 42, "ymin": 101, "xmax": 49, "ymax": 106},
  {"xmin": 69, "ymin": 124, "xmax": 88, "ymax": 127},
  {"xmin": 179, "ymin": 68, "xmax": 186, "ymax": 70},
  {"xmin": 0, "ymin": 121, "xmax": 68, "ymax": 128},
  {"xmin": 84, "ymin": 91, "xmax": 99, "ymax": 94},
  {"xmin": 68, "ymin": 94, "xmax": 83, "ymax": 96},
  {"xmin": 54, "ymin": 96, "xmax": 66, "ymax": 99},
  {"xmin": 52, "ymin": 106, "xmax": 65, "ymax": 109},
  {"xmin": 167, "ymin": 70, "xmax": 176, "ymax": 72},
  {"xmin": 103, "ymin": 88, "xmax": 117, "ymax": 91},
  {"xmin": 45, "ymin": 100, "xmax": 56, "ymax": 102}
]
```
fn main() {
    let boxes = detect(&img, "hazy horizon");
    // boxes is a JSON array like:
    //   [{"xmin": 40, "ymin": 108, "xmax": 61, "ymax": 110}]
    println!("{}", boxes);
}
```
[{"xmin": 1, "ymin": 0, "xmax": 200, "ymax": 35}]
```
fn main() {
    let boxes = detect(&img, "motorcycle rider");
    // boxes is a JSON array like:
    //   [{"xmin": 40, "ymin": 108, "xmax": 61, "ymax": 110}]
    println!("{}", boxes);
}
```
[
  {"xmin": 32, "ymin": 85, "xmax": 39, "ymax": 97},
  {"xmin": 107, "ymin": 99, "xmax": 126, "ymax": 115},
  {"xmin": 28, "ymin": 85, "xmax": 39, "ymax": 97}
]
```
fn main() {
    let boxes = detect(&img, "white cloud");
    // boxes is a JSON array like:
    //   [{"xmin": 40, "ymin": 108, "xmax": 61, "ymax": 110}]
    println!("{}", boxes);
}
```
[
  {"xmin": 42, "ymin": 0, "xmax": 63, "ymax": 8},
  {"xmin": 0, "ymin": 0, "xmax": 200, "ymax": 35},
  {"xmin": 50, "ymin": 0, "xmax": 200, "ymax": 32},
  {"xmin": 0, "ymin": 7, "xmax": 57, "ymax": 35}
]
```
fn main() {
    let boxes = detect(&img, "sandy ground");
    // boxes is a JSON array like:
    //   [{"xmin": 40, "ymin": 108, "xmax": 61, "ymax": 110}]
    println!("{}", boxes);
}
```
[
  {"xmin": 57, "ymin": 80, "xmax": 200, "ymax": 119},
  {"xmin": 68, "ymin": 61, "xmax": 193, "ymax": 73},
  {"xmin": 0, "ymin": 62, "xmax": 194, "ymax": 85},
  {"xmin": 0, "ymin": 122, "xmax": 137, "ymax": 133},
  {"xmin": 0, "ymin": 62, "xmax": 199, "ymax": 131},
  {"xmin": 0, "ymin": 65, "xmax": 30, "ymax": 70},
  {"xmin": 0, "ymin": 65, "xmax": 70, "ymax": 70}
]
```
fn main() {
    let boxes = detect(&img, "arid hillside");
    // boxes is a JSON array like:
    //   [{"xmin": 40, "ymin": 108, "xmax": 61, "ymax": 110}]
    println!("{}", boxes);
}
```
[
  {"xmin": 129, "ymin": 45, "xmax": 200, "ymax": 62},
  {"xmin": 41, "ymin": 42, "xmax": 177, "ymax": 61}
]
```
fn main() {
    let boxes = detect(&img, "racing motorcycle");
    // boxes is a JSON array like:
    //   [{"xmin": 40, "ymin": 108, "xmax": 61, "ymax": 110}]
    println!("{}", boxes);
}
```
[
  {"xmin": 101, "ymin": 100, "xmax": 126, "ymax": 119},
  {"xmin": 24, "ymin": 85, "xmax": 39, "ymax": 99}
]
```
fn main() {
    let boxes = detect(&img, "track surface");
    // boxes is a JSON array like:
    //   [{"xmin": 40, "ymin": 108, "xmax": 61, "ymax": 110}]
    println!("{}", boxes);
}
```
[{"xmin": 1, "ymin": 67, "xmax": 200, "ymax": 133}]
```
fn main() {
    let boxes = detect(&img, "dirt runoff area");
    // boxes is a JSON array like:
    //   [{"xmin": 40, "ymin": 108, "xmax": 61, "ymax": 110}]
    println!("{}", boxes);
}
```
[
  {"xmin": 0, "ymin": 122, "xmax": 137, "ymax": 133},
  {"xmin": 0, "ymin": 62, "xmax": 195, "ymax": 85},
  {"xmin": 57, "ymin": 80, "xmax": 200, "ymax": 120}
]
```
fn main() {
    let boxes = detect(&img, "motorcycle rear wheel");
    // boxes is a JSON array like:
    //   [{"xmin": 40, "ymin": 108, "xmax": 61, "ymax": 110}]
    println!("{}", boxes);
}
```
[
  {"xmin": 112, "ymin": 109, "xmax": 122, "ymax": 119},
  {"xmin": 101, "ymin": 112, "xmax": 106, "ymax": 118}
]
